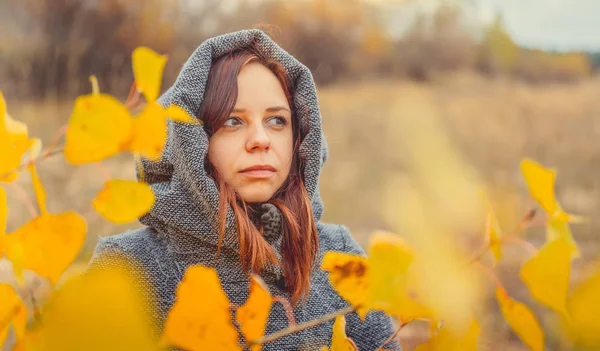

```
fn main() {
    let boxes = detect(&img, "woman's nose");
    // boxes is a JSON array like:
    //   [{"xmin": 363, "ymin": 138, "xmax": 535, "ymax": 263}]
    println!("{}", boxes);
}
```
[{"xmin": 246, "ymin": 124, "xmax": 270, "ymax": 152}]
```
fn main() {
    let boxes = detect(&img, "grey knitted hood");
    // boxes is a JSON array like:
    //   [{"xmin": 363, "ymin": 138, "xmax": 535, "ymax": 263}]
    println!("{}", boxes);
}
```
[{"xmin": 136, "ymin": 29, "xmax": 328, "ymax": 256}]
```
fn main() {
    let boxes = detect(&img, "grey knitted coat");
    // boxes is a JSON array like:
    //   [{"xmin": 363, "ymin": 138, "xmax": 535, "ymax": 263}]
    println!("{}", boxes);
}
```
[{"xmin": 87, "ymin": 29, "xmax": 401, "ymax": 351}]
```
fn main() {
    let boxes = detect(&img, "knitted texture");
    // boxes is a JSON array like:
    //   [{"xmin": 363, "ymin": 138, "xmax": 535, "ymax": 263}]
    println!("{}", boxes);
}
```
[{"xmin": 87, "ymin": 29, "xmax": 401, "ymax": 351}]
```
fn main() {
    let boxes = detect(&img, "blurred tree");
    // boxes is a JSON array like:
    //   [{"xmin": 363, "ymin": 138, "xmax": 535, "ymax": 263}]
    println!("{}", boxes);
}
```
[
  {"xmin": 396, "ymin": 13, "xmax": 433, "ymax": 81},
  {"xmin": 0, "ymin": 0, "xmax": 593, "ymax": 99},
  {"xmin": 395, "ymin": 3, "xmax": 477, "ymax": 81},
  {"xmin": 0, "ymin": 0, "xmax": 178, "ymax": 99},
  {"xmin": 430, "ymin": 4, "xmax": 477, "ymax": 71},
  {"xmin": 479, "ymin": 13, "xmax": 519, "ymax": 75},
  {"xmin": 262, "ymin": 0, "xmax": 370, "ymax": 85},
  {"xmin": 586, "ymin": 52, "xmax": 600, "ymax": 71},
  {"xmin": 514, "ymin": 50, "xmax": 592, "ymax": 83},
  {"xmin": 352, "ymin": 23, "xmax": 395, "ymax": 77}
]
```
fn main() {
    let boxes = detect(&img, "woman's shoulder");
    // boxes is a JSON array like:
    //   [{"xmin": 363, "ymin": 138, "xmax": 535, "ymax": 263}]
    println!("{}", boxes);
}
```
[
  {"xmin": 86, "ymin": 227, "xmax": 164, "ymax": 272},
  {"xmin": 316, "ymin": 222, "xmax": 366, "ymax": 257}
]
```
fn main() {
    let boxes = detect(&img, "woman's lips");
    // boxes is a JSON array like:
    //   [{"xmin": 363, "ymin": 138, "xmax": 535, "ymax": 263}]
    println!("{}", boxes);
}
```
[
  {"xmin": 239, "ymin": 165, "xmax": 276, "ymax": 179},
  {"xmin": 239, "ymin": 169, "xmax": 276, "ymax": 178}
]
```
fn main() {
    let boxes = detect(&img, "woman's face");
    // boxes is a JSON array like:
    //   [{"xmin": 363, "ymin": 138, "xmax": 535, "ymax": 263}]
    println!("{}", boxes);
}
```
[{"xmin": 208, "ymin": 62, "xmax": 293, "ymax": 203}]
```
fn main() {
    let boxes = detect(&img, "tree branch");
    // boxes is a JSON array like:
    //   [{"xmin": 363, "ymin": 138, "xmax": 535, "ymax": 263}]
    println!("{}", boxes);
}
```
[
  {"xmin": 250, "ymin": 305, "xmax": 354, "ymax": 346},
  {"xmin": 376, "ymin": 319, "xmax": 412, "ymax": 350},
  {"xmin": 0, "ymin": 146, "xmax": 65, "ymax": 180},
  {"xmin": 463, "ymin": 206, "xmax": 539, "ymax": 266},
  {"xmin": 7, "ymin": 182, "xmax": 38, "ymax": 218},
  {"xmin": 273, "ymin": 295, "xmax": 296, "ymax": 326},
  {"xmin": 474, "ymin": 261, "xmax": 507, "ymax": 295},
  {"xmin": 500, "ymin": 235, "xmax": 538, "ymax": 256}
]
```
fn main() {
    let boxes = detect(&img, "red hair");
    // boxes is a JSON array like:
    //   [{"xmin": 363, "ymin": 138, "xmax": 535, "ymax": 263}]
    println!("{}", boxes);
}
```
[{"xmin": 199, "ymin": 44, "xmax": 319, "ymax": 305}]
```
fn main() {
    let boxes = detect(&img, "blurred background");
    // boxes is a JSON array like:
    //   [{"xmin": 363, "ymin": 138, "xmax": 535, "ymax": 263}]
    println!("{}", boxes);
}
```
[{"xmin": 1, "ymin": 0, "xmax": 599, "ymax": 350}]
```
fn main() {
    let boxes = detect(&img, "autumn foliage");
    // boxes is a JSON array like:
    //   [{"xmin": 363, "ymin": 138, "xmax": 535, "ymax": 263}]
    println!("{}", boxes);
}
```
[
  {"xmin": 1, "ymin": 0, "xmax": 595, "ymax": 100},
  {"xmin": 0, "ymin": 46, "xmax": 599, "ymax": 351}
]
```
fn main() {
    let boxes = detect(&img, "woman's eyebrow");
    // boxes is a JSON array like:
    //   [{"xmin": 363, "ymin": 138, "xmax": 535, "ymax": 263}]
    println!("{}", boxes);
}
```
[
  {"xmin": 266, "ymin": 106, "xmax": 290, "ymax": 113},
  {"xmin": 231, "ymin": 106, "xmax": 290, "ymax": 113}
]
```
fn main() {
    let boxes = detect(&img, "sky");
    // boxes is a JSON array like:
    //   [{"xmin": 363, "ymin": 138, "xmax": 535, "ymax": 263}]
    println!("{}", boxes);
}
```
[
  {"xmin": 373, "ymin": 0, "xmax": 600, "ymax": 51},
  {"xmin": 476, "ymin": 0, "xmax": 600, "ymax": 51},
  {"xmin": 201, "ymin": 0, "xmax": 600, "ymax": 52}
]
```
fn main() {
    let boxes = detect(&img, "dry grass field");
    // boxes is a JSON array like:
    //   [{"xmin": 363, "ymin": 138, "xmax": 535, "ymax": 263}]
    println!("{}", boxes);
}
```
[{"xmin": 2, "ymin": 73, "xmax": 599, "ymax": 350}]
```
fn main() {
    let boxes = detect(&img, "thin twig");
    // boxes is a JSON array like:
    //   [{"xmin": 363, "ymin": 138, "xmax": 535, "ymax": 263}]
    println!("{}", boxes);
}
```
[
  {"xmin": 125, "ymin": 82, "xmax": 137, "ymax": 104},
  {"xmin": 126, "ymin": 93, "xmax": 142, "ymax": 109},
  {"xmin": 0, "ymin": 146, "xmax": 65, "ymax": 180},
  {"xmin": 27, "ymin": 280, "xmax": 43, "ymax": 323},
  {"xmin": 125, "ymin": 82, "xmax": 142, "ymax": 109},
  {"xmin": 250, "ymin": 305, "xmax": 354, "ymax": 346},
  {"xmin": 474, "ymin": 261, "xmax": 507, "ymax": 295},
  {"xmin": 463, "ymin": 237, "xmax": 491, "ymax": 266},
  {"xmin": 519, "ymin": 218, "xmax": 547, "ymax": 230},
  {"xmin": 273, "ymin": 296, "xmax": 296, "ymax": 326},
  {"xmin": 376, "ymin": 319, "xmax": 412, "ymax": 350},
  {"xmin": 500, "ymin": 236, "xmax": 538, "ymax": 256},
  {"xmin": 95, "ymin": 162, "xmax": 112, "ymax": 182},
  {"xmin": 7, "ymin": 182, "xmax": 37, "ymax": 219},
  {"xmin": 465, "ymin": 244, "xmax": 490, "ymax": 266},
  {"xmin": 43, "ymin": 124, "xmax": 68, "ymax": 158},
  {"xmin": 514, "ymin": 208, "xmax": 545, "ymax": 231},
  {"xmin": 463, "ymin": 207, "xmax": 539, "ymax": 266},
  {"xmin": 462, "ymin": 214, "xmax": 492, "ymax": 266}
]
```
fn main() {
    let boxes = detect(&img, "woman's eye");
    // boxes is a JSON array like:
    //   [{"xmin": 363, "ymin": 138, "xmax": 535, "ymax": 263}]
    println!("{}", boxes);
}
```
[
  {"xmin": 224, "ymin": 117, "xmax": 242, "ymax": 127},
  {"xmin": 267, "ymin": 116, "xmax": 288, "ymax": 128}
]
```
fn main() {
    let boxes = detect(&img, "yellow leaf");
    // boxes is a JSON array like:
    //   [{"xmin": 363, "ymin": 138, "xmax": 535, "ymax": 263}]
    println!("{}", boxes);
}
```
[
  {"xmin": 558, "ymin": 212, "xmax": 587, "ymax": 223},
  {"xmin": 480, "ymin": 190, "xmax": 503, "ymax": 266},
  {"xmin": 28, "ymin": 164, "xmax": 47, "ymax": 215},
  {"xmin": 321, "ymin": 316, "xmax": 357, "ymax": 351},
  {"xmin": 64, "ymin": 94, "xmax": 133, "ymax": 165},
  {"xmin": 413, "ymin": 319, "xmax": 480, "ymax": 351},
  {"xmin": 0, "ymin": 186, "xmax": 7, "ymax": 236},
  {"xmin": 321, "ymin": 251, "xmax": 370, "ymax": 319},
  {"xmin": 367, "ymin": 232, "xmax": 430, "ymax": 322},
  {"xmin": 132, "ymin": 46, "xmax": 168, "ymax": 103},
  {"xmin": 8, "ymin": 243, "xmax": 26, "ymax": 287},
  {"xmin": 89, "ymin": 75, "xmax": 100, "ymax": 95},
  {"xmin": 1, "ymin": 170, "xmax": 17, "ymax": 282},
  {"xmin": 520, "ymin": 159, "xmax": 580, "ymax": 257},
  {"xmin": 4, "ymin": 111, "xmax": 28, "ymax": 136},
  {"xmin": 459, "ymin": 320, "xmax": 481, "ymax": 351},
  {"xmin": 126, "ymin": 103, "xmax": 168, "ymax": 161},
  {"xmin": 165, "ymin": 105, "xmax": 200, "ymax": 124},
  {"xmin": 236, "ymin": 275, "xmax": 272, "ymax": 350},
  {"xmin": 488, "ymin": 216, "xmax": 503, "ymax": 266},
  {"xmin": 25, "ymin": 138, "xmax": 42, "ymax": 162},
  {"xmin": 566, "ymin": 264, "xmax": 600, "ymax": 347},
  {"xmin": 5, "ymin": 211, "xmax": 87, "ymax": 284},
  {"xmin": 521, "ymin": 158, "xmax": 558, "ymax": 216},
  {"xmin": 546, "ymin": 217, "xmax": 580, "ymax": 258},
  {"xmin": 161, "ymin": 265, "xmax": 240, "ymax": 351},
  {"xmin": 27, "ymin": 263, "xmax": 160, "ymax": 351},
  {"xmin": 0, "ymin": 92, "xmax": 30, "ymax": 183},
  {"xmin": 495, "ymin": 289, "xmax": 544, "ymax": 351},
  {"xmin": 0, "ymin": 283, "xmax": 27, "ymax": 346},
  {"xmin": 520, "ymin": 237, "xmax": 571, "ymax": 316},
  {"xmin": 0, "ymin": 172, "xmax": 18, "ymax": 184},
  {"xmin": 92, "ymin": 180, "xmax": 155, "ymax": 224}
]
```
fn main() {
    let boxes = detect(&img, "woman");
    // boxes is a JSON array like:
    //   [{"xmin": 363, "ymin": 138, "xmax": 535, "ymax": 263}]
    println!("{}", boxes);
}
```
[{"xmin": 88, "ymin": 29, "xmax": 401, "ymax": 351}]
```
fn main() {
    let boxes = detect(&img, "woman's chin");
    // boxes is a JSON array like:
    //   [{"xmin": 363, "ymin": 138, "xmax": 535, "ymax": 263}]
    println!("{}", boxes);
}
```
[{"xmin": 237, "ymin": 187, "xmax": 276, "ymax": 203}]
